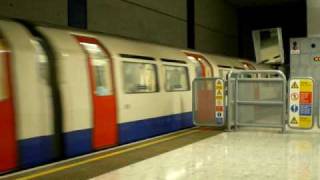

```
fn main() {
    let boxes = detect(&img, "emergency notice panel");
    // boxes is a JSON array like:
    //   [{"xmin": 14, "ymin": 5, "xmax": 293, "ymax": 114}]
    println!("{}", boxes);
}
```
[
  {"xmin": 288, "ymin": 79, "xmax": 313, "ymax": 129},
  {"xmin": 215, "ymin": 79, "xmax": 224, "ymax": 126}
]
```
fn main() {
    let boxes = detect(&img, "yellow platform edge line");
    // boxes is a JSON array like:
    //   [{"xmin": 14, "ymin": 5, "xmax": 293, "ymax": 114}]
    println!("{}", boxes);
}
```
[{"xmin": 17, "ymin": 129, "xmax": 200, "ymax": 180}]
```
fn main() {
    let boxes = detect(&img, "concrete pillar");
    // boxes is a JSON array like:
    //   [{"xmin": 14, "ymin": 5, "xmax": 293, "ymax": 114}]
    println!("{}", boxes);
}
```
[{"xmin": 307, "ymin": 0, "xmax": 320, "ymax": 37}]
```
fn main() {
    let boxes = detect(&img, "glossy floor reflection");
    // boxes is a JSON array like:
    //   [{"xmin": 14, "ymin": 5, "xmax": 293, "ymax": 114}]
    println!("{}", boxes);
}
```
[{"xmin": 91, "ymin": 130, "xmax": 320, "ymax": 180}]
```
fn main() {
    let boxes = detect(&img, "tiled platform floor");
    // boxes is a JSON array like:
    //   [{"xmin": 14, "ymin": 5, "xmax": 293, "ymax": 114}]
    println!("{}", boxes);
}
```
[
  {"xmin": 2, "ymin": 128, "xmax": 220, "ymax": 180},
  {"xmin": 92, "ymin": 129, "xmax": 320, "ymax": 180}
]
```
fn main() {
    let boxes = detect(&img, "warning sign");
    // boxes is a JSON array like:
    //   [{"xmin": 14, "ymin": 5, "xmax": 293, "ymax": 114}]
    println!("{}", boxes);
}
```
[
  {"xmin": 290, "ymin": 117, "xmax": 298, "ymax": 124},
  {"xmin": 216, "ymin": 117, "xmax": 223, "ymax": 125},
  {"xmin": 216, "ymin": 112, "xmax": 223, "ymax": 118},
  {"xmin": 216, "ymin": 99, "xmax": 223, "ymax": 106},
  {"xmin": 216, "ymin": 80, "xmax": 222, "ymax": 86},
  {"xmin": 299, "ymin": 116, "xmax": 312, "ymax": 128},
  {"xmin": 216, "ymin": 106, "xmax": 224, "ymax": 112},
  {"xmin": 291, "ymin": 81, "xmax": 299, "ymax": 89},
  {"xmin": 215, "ymin": 79, "xmax": 224, "ymax": 126},
  {"xmin": 300, "ymin": 81, "xmax": 312, "ymax": 92},
  {"xmin": 290, "ymin": 104, "xmax": 299, "ymax": 113},
  {"xmin": 288, "ymin": 78, "xmax": 313, "ymax": 129},
  {"xmin": 290, "ymin": 93, "xmax": 299, "ymax": 101},
  {"xmin": 300, "ymin": 92, "xmax": 312, "ymax": 104},
  {"xmin": 216, "ymin": 90, "xmax": 222, "ymax": 96},
  {"xmin": 299, "ymin": 104, "xmax": 312, "ymax": 116}
]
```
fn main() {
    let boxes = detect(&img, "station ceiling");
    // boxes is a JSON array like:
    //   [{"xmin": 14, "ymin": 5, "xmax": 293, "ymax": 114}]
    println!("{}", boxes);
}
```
[{"xmin": 226, "ymin": 0, "xmax": 304, "ymax": 7}]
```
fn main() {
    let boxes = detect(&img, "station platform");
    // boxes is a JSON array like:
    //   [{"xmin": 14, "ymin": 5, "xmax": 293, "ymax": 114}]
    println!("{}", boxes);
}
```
[
  {"xmin": 0, "ymin": 127, "xmax": 220, "ymax": 180},
  {"xmin": 2, "ymin": 127, "xmax": 320, "ymax": 180}
]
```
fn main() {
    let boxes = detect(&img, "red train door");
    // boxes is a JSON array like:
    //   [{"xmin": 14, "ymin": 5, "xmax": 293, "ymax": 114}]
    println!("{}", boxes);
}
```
[
  {"xmin": 184, "ymin": 52, "xmax": 213, "ymax": 77},
  {"xmin": 184, "ymin": 52, "xmax": 214, "ymax": 122},
  {"xmin": 74, "ymin": 36, "xmax": 117, "ymax": 150},
  {"xmin": 0, "ymin": 40, "xmax": 17, "ymax": 172}
]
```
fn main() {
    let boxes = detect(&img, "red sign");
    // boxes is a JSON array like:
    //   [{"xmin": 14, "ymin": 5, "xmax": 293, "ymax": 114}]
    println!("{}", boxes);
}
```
[
  {"xmin": 300, "ymin": 92, "xmax": 312, "ymax": 104},
  {"xmin": 216, "ymin": 106, "xmax": 224, "ymax": 112}
]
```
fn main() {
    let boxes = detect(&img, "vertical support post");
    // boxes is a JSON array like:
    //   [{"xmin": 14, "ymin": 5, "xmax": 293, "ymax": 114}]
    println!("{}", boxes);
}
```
[
  {"xmin": 281, "ymin": 77, "xmax": 287, "ymax": 133},
  {"xmin": 187, "ymin": 0, "xmax": 195, "ymax": 49},
  {"xmin": 68, "ymin": 0, "xmax": 87, "ymax": 29},
  {"xmin": 227, "ymin": 72, "xmax": 232, "ymax": 131},
  {"xmin": 234, "ymin": 74, "xmax": 239, "ymax": 131},
  {"xmin": 227, "ymin": 71, "xmax": 237, "ymax": 132},
  {"xmin": 192, "ymin": 79, "xmax": 196, "ymax": 126}
]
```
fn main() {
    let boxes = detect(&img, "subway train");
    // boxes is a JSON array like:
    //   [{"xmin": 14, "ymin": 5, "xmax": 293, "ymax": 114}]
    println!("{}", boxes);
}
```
[{"xmin": 0, "ymin": 18, "xmax": 272, "ymax": 173}]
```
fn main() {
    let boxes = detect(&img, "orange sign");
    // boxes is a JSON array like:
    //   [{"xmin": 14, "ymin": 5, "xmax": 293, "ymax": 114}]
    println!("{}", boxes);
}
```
[
  {"xmin": 300, "ymin": 92, "xmax": 312, "ymax": 104},
  {"xmin": 216, "ymin": 106, "xmax": 224, "ymax": 112}
]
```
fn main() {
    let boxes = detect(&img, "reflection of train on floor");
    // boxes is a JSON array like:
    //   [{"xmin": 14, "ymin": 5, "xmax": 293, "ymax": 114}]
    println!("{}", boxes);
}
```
[{"xmin": 0, "ymin": 19, "xmax": 273, "ymax": 173}]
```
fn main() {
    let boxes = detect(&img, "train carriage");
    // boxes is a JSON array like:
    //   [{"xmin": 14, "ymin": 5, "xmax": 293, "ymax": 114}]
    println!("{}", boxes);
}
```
[{"xmin": 0, "ymin": 18, "xmax": 269, "ymax": 173}]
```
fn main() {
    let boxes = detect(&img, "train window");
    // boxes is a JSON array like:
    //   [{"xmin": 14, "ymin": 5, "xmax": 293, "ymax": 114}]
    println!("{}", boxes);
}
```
[
  {"xmin": 0, "ymin": 56, "xmax": 7, "ymax": 100},
  {"xmin": 123, "ymin": 62, "xmax": 158, "ymax": 93},
  {"xmin": 32, "ymin": 40, "xmax": 49, "ymax": 84},
  {"xmin": 80, "ymin": 42, "xmax": 113, "ymax": 96},
  {"xmin": 164, "ymin": 65, "xmax": 189, "ymax": 91},
  {"xmin": 161, "ymin": 58, "xmax": 186, "ymax": 64}
]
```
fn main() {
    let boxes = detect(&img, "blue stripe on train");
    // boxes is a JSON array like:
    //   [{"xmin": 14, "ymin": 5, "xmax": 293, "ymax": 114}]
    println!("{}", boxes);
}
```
[
  {"xmin": 118, "ymin": 112, "xmax": 194, "ymax": 144},
  {"xmin": 18, "ymin": 112, "xmax": 193, "ymax": 168},
  {"xmin": 19, "ymin": 136, "xmax": 55, "ymax": 169},
  {"xmin": 19, "ymin": 129, "xmax": 92, "ymax": 168},
  {"xmin": 64, "ymin": 129, "xmax": 92, "ymax": 157}
]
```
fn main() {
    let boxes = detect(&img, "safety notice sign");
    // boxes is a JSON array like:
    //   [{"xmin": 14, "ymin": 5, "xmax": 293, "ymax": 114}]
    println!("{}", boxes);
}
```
[
  {"xmin": 215, "ymin": 79, "xmax": 224, "ymax": 125},
  {"xmin": 288, "ymin": 78, "xmax": 313, "ymax": 129}
]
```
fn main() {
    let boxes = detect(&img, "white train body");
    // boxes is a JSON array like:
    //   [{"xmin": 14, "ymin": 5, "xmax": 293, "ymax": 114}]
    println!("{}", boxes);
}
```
[{"xmin": 0, "ymin": 19, "xmax": 271, "ymax": 173}]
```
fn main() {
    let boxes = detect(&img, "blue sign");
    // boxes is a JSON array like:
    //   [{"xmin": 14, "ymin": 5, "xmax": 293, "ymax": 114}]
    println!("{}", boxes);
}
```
[
  {"xmin": 299, "ymin": 104, "xmax": 312, "ymax": 116},
  {"xmin": 216, "ymin": 117, "xmax": 223, "ymax": 125},
  {"xmin": 290, "ymin": 105, "xmax": 299, "ymax": 113}
]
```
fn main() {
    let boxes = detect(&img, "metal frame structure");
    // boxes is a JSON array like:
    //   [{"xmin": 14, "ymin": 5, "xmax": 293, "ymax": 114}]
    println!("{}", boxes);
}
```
[
  {"xmin": 227, "ymin": 70, "xmax": 287, "ymax": 133},
  {"xmin": 192, "ymin": 78, "xmax": 225, "ymax": 127}
]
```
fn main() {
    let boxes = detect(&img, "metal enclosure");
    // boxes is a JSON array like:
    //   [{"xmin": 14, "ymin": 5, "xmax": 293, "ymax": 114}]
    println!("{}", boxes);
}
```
[
  {"xmin": 227, "ymin": 70, "xmax": 286, "ymax": 132},
  {"xmin": 290, "ymin": 38, "xmax": 320, "ymax": 127}
]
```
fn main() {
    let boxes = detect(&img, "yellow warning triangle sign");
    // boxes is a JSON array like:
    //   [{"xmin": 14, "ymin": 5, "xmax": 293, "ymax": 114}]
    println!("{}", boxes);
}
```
[
  {"xmin": 291, "ymin": 82, "xmax": 299, "ymax": 89},
  {"xmin": 290, "ymin": 117, "xmax": 298, "ymax": 124},
  {"xmin": 217, "ymin": 90, "xmax": 222, "ymax": 96},
  {"xmin": 217, "ymin": 81, "xmax": 222, "ymax": 86}
]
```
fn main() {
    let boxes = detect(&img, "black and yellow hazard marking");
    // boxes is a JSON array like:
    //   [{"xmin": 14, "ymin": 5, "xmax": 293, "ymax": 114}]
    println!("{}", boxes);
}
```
[
  {"xmin": 291, "ymin": 117, "xmax": 298, "ymax": 124},
  {"xmin": 291, "ymin": 81, "xmax": 299, "ymax": 89}
]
